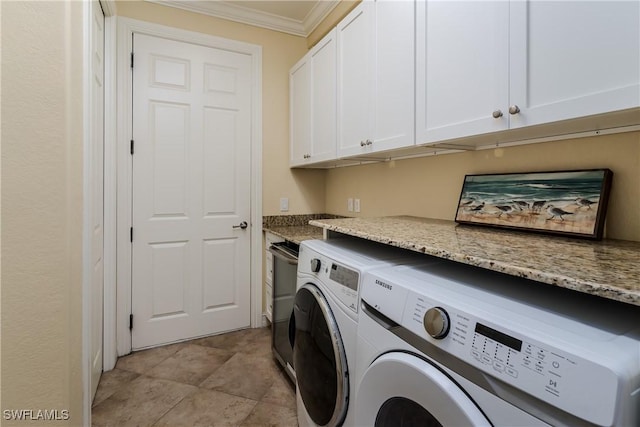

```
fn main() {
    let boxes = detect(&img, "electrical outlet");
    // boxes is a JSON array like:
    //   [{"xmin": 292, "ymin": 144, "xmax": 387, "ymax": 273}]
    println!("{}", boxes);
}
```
[
  {"xmin": 347, "ymin": 198, "xmax": 354, "ymax": 212},
  {"xmin": 280, "ymin": 197, "xmax": 289, "ymax": 212},
  {"xmin": 354, "ymin": 198, "xmax": 361, "ymax": 213}
]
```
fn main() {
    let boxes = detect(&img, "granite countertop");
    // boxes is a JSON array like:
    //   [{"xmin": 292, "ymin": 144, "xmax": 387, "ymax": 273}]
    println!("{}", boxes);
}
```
[
  {"xmin": 309, "ymin": 216, "xmax": 640, "ymax": 306},
  {"xmin": 264, "ymin": 225, "xmax": 324, "ymax": 245},
  {"xmin": 263, "ymin": 214, "xmax": 337, "ymax": 244}
]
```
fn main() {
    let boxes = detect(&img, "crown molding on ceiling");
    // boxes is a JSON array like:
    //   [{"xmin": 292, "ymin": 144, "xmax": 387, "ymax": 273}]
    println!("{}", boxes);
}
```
[
  {"xmin": 101, "ymin": 0, "xmax": 117, "ymax": 16},
  {"xmin": 145, "ymin": 0, "xmax": 339, "ymax": 37}
]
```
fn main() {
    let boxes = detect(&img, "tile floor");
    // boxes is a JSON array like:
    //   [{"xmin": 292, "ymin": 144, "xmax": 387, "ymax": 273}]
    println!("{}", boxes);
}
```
[{"xmin": 92, "ymin": 327, "xmax": 298, "ymax": 427}]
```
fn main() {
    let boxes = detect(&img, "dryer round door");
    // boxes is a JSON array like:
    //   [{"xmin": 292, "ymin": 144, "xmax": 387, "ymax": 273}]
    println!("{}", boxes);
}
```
[
  {"xmin": 292, "ymin": 283, "xmax": 349, "ymax": 427},
  {"xmin": 355, "ymin": 352, "xmax": 491, "ymax": 427}
]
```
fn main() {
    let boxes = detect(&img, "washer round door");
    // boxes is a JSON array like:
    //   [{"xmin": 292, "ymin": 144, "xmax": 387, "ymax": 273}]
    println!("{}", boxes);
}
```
[
  {"xmin": 292, "ymin": 283, "xmax": 349, "ymax": 427},
  {"xmin": 355, "ymin": 352, "xmax": 491, "ymax": 427}
]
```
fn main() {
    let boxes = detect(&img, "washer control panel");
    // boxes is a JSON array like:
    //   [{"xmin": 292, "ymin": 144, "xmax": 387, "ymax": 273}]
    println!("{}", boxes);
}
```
[
  {"xmin": 329, "ymin": 262, "xmax": 359, "ymax": 293},
  {"xmin": 402, "ymin": 293, "xmax": 619, "ymax": 427},
  {"xmin": 304, "ymin": 251, "xmax": 360, "ymax": 314},
  {"xmin": 323, "ymin": 261, "xmax": 360, "ymax": 314}
]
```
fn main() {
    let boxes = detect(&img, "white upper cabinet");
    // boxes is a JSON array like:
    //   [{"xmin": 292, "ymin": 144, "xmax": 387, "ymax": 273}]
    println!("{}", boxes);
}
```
[
  {"xmin": 509, "ymin": 0, "xmax": 640, "ymax": 129},
  {"xmin": 417, "ymin": 0, "xmax": 640, "ymax": 145},
  {"xmin": 291, "ymin": 0, "xmax": 639, "ymax": 167},
  {"xmin": 310, "ymin": 29, "xmax": 338, "ymax": 162},
  {"xmin": 337, "ymin": 0, "xmax": 415, "ymax": 158},
  {"xmin": 374, "ymin": 0, "xmax": 416, "ymax": 152},
  {"xmin": 337, "ymin": 2, "xmax": 374, "ymax": 156},
  {"xmin": 416, "ymin": 0, "xmax": 509, "ymax": 144},
  {"xmin": 290, "ymin": 55, "xmax": 311, "ymax": 166},
  {"xmin": 290, "ymin": 29, "xmax": 337, "ymax": 167}
]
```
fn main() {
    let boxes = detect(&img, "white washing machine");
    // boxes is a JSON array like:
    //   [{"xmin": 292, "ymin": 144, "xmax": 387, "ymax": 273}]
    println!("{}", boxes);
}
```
[
  {"xmin": 355, "ymin": 261, "xmax": 640, "ymax": 427},
  {"xmin": 291, "ymin": 238, "xmax": 433, "ymax": 427}
]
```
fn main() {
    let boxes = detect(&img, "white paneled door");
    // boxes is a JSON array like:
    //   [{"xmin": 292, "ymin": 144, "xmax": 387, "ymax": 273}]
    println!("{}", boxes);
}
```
[
  {"xmin": 131, "ymin": 34, "xmax": 252, "ymax": 349},
  {"xmin": 90, "ymin": 0, "xmax": 105, "ymax": 400}
]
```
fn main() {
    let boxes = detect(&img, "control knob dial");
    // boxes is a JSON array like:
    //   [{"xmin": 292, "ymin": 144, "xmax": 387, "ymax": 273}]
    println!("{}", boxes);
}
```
[
  {"xmin": 423, "ymin": 307, "xmax": 450, "ymax": 339},
  {"xmin": 310, "ymin": 258, "xmax": 322, "ymax": 273}
]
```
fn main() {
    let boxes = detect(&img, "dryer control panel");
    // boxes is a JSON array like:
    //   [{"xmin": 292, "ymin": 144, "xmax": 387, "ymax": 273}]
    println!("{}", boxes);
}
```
[
  {"xmin": 401, "ymin": 292, "xmax": 619, "ymax": 427},
  {"xmin": 360, "ymin": 265, "xmax": 639, "ymax": 427}
]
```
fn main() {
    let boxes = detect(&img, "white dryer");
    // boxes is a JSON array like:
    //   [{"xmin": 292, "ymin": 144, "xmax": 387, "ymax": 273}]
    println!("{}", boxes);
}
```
[
  {"xmin": 291, "ymin": 238, "xmax": 431, "ymax": 427},
  {"xmin": 355, "ymin": 261, "xmax": 640, "ymax": 427}
]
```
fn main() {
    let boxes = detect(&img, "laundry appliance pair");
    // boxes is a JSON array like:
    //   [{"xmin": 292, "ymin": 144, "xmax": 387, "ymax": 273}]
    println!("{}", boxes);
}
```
[{"xmin": 291, "ymin": 238, "xmax": 640, "ymax": 427}]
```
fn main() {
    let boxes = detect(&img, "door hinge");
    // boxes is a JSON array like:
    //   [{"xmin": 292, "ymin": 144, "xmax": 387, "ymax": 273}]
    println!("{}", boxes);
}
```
[
  {"xmin": 129, "ymin": 314, "xmax": 133, "ymax": 330},
  {"xmin": 130, "ymin": 139, "xmax": 134, "ymax": 155},
  {"xmin": 130, "ymin": 52, "xmax": 134, "ymax": 69},
  {"xmin": 130, "ymin": 227, "xmax": 133, "ymax": 242}
]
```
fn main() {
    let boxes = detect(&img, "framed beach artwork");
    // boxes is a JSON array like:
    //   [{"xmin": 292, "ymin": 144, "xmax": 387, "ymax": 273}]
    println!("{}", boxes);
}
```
[{"xmin": 454, "ymin": 169, "xmax": 613, "ymax": 240}]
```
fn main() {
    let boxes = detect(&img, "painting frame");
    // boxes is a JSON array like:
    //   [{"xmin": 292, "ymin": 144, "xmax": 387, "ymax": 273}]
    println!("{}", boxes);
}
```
[{"xmin": 454, "ymin": 169, "xmax": 613, "ymax": 240}]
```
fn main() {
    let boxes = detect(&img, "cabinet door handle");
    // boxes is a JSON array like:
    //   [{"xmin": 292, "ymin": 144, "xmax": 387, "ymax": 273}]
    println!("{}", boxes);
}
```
[
  {"xmin": 360, "ymin": 141, "xmax": 366, "ymax": 147},
  {"xmin": 509, "ymin": 105, "xmax": 520, "ymax": 115},
  {"xmin": 366, "ymin": 140, "xmax": 373, "ymax": 145},
  {"xmin": 492, "ymin": 110, "xmax": 503, "ymax": 118}
]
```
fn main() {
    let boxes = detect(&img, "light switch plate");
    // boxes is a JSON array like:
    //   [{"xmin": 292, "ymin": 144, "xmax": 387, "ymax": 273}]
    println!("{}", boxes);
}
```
[
  {"xmin": 354, "ymin": 198, "xmax": 361, "ymax": 213},
  {"xmin": 347, "ymin": 198, "xmax": 354, "ymax": 212},
  {"xmin": 280, "ymin": 197, "xmax": 289, "ymax": 212}
]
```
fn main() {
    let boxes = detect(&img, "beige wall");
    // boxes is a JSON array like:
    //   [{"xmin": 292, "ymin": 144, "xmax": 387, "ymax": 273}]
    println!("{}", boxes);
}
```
[
  {"xmin": 325, "ymin": 132, "xmax": 640, "ymax": 241},
  {"xmin": 2, "ymin": 1, "xmax": 85, "ymax": 425},
  {"xmin": 116, "ymin": 1, "xmax": 326, "ymax": 216}
]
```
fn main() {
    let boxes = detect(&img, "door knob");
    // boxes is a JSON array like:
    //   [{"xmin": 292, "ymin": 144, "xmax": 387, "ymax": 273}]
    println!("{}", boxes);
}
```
[
  {"xmin": 508, "ymin": 105, "xmax": 520, "ymax": 115},
  {"xmin": 233, "ymin": 221, "xmax": 248, "ymax": 229},
  {"xmin": 492, "ymin": 110, "xmax": 503, "ymax": 118}
]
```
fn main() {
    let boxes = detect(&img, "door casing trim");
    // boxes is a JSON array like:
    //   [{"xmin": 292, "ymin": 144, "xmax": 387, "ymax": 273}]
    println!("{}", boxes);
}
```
[
  {"xmin": 102, "ymin": 3, "xmax": 118, "ymax": 373},
  {"xmin": 84, "ymin": 0, "xmax": 116, "ymax": 423},
  {"xmin": 111, "ymin": 17, "xmax": 263, "ymax": 357}
]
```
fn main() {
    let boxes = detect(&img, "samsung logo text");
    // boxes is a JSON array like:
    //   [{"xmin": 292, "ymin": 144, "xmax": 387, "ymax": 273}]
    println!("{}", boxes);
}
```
[{"xmin": 375, "ymin": 279, "xmax": 392, "ymax": 290}]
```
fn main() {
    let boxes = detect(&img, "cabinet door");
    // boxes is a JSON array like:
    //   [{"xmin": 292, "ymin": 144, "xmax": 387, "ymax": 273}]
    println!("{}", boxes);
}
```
[
  {"xmin": 310, "ymin": 28, "xmax": 337, "ymax": 163},
  {"xmin": 337, "ymin": 2, "xmax": 375, "ymax": 157},
  {"xmin": 338, "ymin": 1, "xmax": 415, "ymax": 157},
  {"xmin": 372, "ymin": 0, "xmax": 415, "ymax": 152},
  {"xmin": 416, "ymin": 0, "xmax": 509, "ymax": 144},
  {"xmin": 509, "ymin": 1, "xmax": 640, "ymax": 129},
  {"xmin": 265, "ymin": 250, "xmax": 274, "ymax": 284},
  {"xmin": 264, "ymin": 232, "xmax": 283, "ymax": 322},
  {"xmin": 289, "ymin": 57, "xmax": 312, "ymax": 166},
  {"xmin": 265, "ymin": 285, "xmax": 273, "ymax": 322}
]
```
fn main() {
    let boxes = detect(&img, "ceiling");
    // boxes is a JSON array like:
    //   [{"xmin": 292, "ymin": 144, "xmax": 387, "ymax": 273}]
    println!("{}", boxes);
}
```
[{"xmin": 147, "ymin": 0, "xmax": 340, "ymax": 37}]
